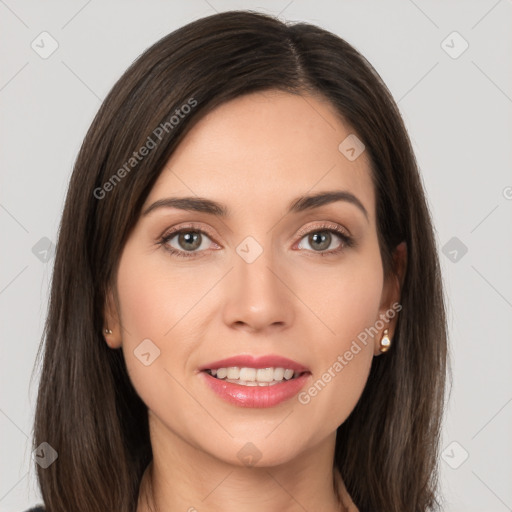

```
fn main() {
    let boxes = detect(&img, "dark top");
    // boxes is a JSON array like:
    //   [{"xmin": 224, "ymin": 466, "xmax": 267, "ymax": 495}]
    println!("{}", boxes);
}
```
[{"xmin": 25, "ymin": 508, "xmax": 45, "ymax": 511}]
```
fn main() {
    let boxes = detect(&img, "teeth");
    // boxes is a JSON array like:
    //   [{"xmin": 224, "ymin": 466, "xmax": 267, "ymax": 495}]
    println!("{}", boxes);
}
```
[
  {"xmin": 239, "ymin": 367, "xmax": 256, "ymax": 381},
  {"xmin": 227, "ymin": 367, "xmax": 240, "ymax": 379},
  {"xmin": 256, "ymin": 368, "xmax": 274, "ymax": 382},
  {"xmin": 273, "ymin": 367, "xmax": 285, "ymax": 380},
  {"xmin": 284, "ymin": 369, "xmax": 294, "ymax": 380},
  {"xmin": 206, "ymin": 366, "xmax": 301, "ymax": 383},
  {"xmin": 224, "ymin": 379, "xmax": 282, "ymax": 386}
]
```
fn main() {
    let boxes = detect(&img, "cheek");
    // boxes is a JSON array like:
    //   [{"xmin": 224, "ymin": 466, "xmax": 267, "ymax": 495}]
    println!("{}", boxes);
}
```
[
  {"xmin": 295, "ymin": 241, "xmax": 383, "ymax": 344},
  {"xmin": 114, "ymin": 244, "xmax": 217, "ymax": 420},
  {"xmin": 114, "ymin": 246, "xmax": 186, "ymax": 401},
  {"xmin": 294, "ymin": 245, "xmax": 383, "ymax": 427},
  {"xmin": 115, "ymin": 244, "xmax": 202, "ymax": 341}
]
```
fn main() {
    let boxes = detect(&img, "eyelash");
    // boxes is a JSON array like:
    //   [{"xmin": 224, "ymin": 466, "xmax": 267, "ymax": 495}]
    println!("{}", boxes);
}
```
[{"xmin": 157, "ymin": 222, "xmax": 355, "ymax": 259}]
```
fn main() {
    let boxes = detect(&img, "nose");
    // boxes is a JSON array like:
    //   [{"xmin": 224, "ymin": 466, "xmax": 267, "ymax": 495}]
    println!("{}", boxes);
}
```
[{"xmin": 222, "ymin": 244, "xmax": 295, "ymax": 334}]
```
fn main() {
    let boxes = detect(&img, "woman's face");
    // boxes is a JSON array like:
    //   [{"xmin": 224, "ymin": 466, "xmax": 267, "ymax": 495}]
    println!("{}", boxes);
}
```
[{"xmin": 106, "ymin": 90, "xmax": 402, "ymax": 467}]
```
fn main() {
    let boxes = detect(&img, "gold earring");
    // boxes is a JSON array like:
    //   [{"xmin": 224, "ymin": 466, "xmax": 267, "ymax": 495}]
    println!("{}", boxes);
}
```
[
  {"xmin": 104, "ymin": 328, "xmax": 112, "ymax": 335},
  {"xmin": 379, "ymin": 329, "xmax": 391, "ymax": 353}
]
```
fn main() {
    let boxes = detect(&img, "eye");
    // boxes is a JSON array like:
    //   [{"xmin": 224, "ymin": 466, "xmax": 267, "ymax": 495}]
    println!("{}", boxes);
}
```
[
  {"xmin": 158, "ymin": 222, "xmax": 354, "ymax": 259},
  {"xmin": 295, "ymin": 223, "xmax": 354, "ymax": 256},
  {"xmin": 158, "ymin": 224, "xmax": 219, "ymax": 259}
]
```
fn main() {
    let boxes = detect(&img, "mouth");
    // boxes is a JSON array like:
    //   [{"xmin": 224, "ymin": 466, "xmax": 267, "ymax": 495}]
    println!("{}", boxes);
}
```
[
  {"xmin": 198, "ymin": 354, "xmax": 310, "ymax": 387},
  {"xmin": 202, "ymin": 367, "xmax": 308, "ymax": 387},
  {"xmin": 198, "ymin": 354, "xmax": 311, "ymax": 407}
]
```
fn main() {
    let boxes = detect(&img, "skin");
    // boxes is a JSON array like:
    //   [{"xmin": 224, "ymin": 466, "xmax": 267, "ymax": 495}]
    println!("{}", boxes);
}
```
[{"xmin": 103, "ymin": 90, "xmax": 407, "ymax": 512}]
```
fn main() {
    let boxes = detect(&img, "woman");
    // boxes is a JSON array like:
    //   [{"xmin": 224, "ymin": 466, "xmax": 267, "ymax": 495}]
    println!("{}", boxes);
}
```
[{"xmin": 29, "ymin": 10, "xmax": 449, "ymax": 512}]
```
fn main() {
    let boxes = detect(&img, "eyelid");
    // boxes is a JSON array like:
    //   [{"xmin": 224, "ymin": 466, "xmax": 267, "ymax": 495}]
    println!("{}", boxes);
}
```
[
  {"xmin": 160, "ymin": 221, "xmax": 350, "ymax": 243},
  {"xmin": 160, "ymin": 222, "xmax": 220, "ymax": 243},
  {"xmin": 295, "ymin": 221, "xmax": 351, "ymax": 239}
]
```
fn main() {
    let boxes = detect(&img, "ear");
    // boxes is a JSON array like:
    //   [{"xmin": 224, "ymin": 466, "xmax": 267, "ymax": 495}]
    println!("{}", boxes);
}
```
[
  {"xmin": 373, "ymin": 241, "xmax": 407, "ymax": 356},
  {"xmin": 103, "ymin": 287, "xmax": 122, "ymax": 349}
]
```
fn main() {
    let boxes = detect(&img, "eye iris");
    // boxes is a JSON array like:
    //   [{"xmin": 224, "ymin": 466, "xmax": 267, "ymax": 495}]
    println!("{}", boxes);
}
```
[
  {"xmin": 178, "ymin": 231, "xmax": 202, "ymax": 251},
  {"xmin": 309, "ymin": 231, "xmax": 331, "ymax": 251}
]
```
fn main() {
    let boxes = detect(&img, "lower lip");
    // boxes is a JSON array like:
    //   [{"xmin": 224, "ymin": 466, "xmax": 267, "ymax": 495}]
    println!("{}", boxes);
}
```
[{"xmin": 200, "ymin": 371, "xmax": 311, "ymax": 408}]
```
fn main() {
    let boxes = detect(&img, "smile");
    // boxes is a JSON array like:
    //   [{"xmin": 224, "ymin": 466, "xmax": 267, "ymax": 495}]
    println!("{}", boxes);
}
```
[{"xmin": 205, "ymin": 366, "xmax": 304, "ymax": 386}]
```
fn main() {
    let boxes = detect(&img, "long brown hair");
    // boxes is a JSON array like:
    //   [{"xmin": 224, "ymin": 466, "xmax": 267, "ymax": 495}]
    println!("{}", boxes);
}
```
[{"xmin": 32, "ymin": 10, "xmax": 449, "ymax": 512}]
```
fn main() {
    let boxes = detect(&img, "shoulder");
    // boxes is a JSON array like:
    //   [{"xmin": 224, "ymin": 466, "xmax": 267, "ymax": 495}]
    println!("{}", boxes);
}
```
[{"xmin": 24, "ymin": 507, "xmax": 45, "ymax": 512}]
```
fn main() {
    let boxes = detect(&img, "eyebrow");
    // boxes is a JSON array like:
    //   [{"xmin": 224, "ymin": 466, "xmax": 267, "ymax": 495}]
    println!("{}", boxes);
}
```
[{"xmin": 142, "ymin": 190, "xmax": 369, "ymax": 221}]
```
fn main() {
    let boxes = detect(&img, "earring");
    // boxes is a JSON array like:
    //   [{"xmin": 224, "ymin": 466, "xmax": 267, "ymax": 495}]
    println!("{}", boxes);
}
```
[
  {"xmin": 104, "ymin": 328, "xmax": 112, "ymax": 335},
  {"xmin": 379, "ymin": 329, "xmax": 391, "ymax": 353}
]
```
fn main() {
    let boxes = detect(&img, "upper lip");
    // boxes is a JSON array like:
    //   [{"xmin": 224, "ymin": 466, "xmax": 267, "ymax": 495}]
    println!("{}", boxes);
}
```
[{"xmin": 198, "ymin": 354, "xmax": 310, "ymax": 373}]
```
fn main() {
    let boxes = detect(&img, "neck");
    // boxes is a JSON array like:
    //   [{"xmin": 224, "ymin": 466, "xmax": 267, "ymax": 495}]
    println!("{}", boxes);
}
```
[{"xmin": 136, "ymin": 415, "xmax": 353, "ymax": 512}]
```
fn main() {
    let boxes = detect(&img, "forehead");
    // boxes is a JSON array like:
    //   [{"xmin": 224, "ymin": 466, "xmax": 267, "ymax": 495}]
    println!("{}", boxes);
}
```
[{"xmin": 145, "ymin": 90, "xmax": 375, "ymax": 223}]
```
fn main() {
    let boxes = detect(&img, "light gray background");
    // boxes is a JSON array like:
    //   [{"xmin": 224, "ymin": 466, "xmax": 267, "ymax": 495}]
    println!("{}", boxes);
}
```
[{"xmin": 1, "ymin": 1, "xmax": 511, "ymax": 511}]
